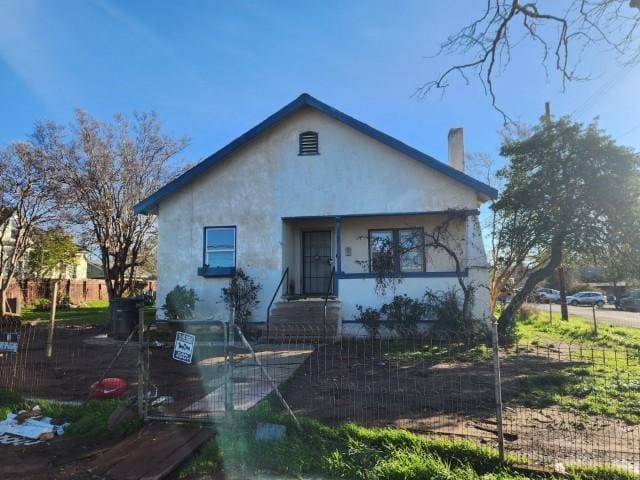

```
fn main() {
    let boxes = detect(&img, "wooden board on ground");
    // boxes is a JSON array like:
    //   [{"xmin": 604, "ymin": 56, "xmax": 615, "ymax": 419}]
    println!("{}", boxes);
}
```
[{"xmin": 86, "ymin": 422, "xmax": 213, "ymax": 480}]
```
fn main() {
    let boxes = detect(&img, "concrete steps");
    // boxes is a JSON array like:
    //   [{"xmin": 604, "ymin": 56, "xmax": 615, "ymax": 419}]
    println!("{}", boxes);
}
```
[{"xmin": 268, "ymin": 299, "xmax": 340, "ymax": 338}]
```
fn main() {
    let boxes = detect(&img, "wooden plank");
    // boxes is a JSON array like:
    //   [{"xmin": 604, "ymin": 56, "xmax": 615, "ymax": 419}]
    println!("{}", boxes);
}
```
[
  {"xmin": 140, "ymin": 428, "xmax": 214, "ymax": 480},
  {"xmin": 105, "ymin": 427, "xmax": 201, "ymax": 479},
  {"xmin": 87, "ymin": 429, "xmax": 148, "ymax": 475},
  {"xmin": 87, "ymin": 423, "xmax": 214, "ymax": 480}
]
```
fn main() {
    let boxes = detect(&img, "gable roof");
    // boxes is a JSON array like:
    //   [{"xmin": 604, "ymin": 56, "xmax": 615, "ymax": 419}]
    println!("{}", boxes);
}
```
[{"xmin": 134, "ymin": 93, "xmax": 498, "ymax": 214}]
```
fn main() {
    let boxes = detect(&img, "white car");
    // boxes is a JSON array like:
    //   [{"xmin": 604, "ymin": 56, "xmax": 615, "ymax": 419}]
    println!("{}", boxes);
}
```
[
  {"xmin": 565, "ymin": 291, "xmax": 606, "ymax": 307},
  {"xmin": 535, "ymin": 288, "xmax": 560, "ymax": 303}
]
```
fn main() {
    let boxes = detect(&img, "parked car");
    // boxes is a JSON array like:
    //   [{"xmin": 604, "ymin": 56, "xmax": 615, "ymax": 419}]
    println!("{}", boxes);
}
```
[
  {"xmin": 618, "ymin": 290, "xmax": 640, "ymax": 311},
  {"xmin": 565, "ymin": 291, "xmax": 606, "ymax": 307},
  {"xmin": 535, "ymin": 288, "xmax": 560, "ymax": 303}
]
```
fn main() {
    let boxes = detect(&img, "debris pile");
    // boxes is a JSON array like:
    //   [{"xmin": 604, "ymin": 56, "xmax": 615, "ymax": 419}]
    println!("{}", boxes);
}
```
[{"xmin": 0, "ymin": 406, "xmax": 69, "ymax": 446}]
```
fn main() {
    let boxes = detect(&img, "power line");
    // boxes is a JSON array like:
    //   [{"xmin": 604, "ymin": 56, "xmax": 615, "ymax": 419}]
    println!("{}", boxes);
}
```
[
  {"xmin": 619, "ymin": 122, "xmax": 640, "ymax": 139},
  {"xmin": 571, "ymin": 66, "xmax": 637, "ymax": 118}
]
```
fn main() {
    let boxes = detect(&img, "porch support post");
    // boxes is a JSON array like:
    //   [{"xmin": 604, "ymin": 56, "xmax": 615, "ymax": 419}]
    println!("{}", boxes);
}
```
[{"xmin": 334, "ymin": 216, "xmax": 342, "ymax": 295}]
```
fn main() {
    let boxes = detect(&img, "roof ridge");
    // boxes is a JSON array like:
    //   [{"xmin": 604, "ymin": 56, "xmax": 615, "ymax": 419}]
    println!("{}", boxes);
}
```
[{"xmin": 134, "ymin": 94, "xmax": 497, "ymax": 214}]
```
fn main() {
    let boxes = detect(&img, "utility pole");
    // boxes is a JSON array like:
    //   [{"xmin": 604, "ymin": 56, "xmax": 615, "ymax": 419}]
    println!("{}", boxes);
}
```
[{"xmin": 545, "ymin": 102, "xmax": 569, "ymax": 321}]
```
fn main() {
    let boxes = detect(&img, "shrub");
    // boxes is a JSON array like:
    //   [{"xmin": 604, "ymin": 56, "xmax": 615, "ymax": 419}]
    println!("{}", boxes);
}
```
[
  {"xmin": 58, "ymin": 296, "xmax": 71, "ymax": 310},
  {"xmin": 162, "ymin": 285, "xmax": 199, "ymax": 320},
  {"xmin": 354, "ymin": 304, "xmax": 382, "ymax": 338},
  {"xmin": 515, "ymin": 302, "xmax": 536, "ymax": 323},
  {"xmin": 426, "ymin": 288, "xmax": 486, "ymax": 341},
  {"xmin": 381, "ymin": 295, "xmax": 427, "ymax": 338},
  {"xmin": 426, "ymin": 288, "xmax": 464, "ymax": 335},
  {"xmin": 32, "ymin": 298, "xmax": 51, "ymax": 311},
  {"xmin": 221, "ymin": 268, "xmax": 261, "ymax": 330}
]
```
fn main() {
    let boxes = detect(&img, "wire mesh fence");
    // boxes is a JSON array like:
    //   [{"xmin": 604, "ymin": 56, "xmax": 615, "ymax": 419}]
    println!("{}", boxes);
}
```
[
  {"xmin": 0, "ymin": 318, "xmax": 138, "ymax": 401},
  {"xmin": 2, "ymin": 315, "xmax": 640, "ymax": 473},
  {"xmin": 144, "ymin": 322, "xmax": 640, "ymax": 473}
]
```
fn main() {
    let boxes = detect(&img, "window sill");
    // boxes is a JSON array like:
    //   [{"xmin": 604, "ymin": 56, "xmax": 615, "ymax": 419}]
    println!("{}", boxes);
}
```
[{"xmin": 197, "ymin": 266, "xmax": 236, "ymax": 278}]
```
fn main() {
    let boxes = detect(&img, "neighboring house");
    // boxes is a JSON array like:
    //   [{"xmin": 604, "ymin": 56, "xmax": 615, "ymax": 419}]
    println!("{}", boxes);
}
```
[
  {"xmin": 0, "ymin": 215, "xmax": 89, "ymax": 280},
  {"xmin": 0, "ymin": 213, "xmax": 19, "ymax": 274},
  {"xmin": 134, "ymin": 94, "xmax": 497, "ymax": 336},
  {"xmin": 53, "ymin": 249, "xmax": 89, "ymax": 280}
]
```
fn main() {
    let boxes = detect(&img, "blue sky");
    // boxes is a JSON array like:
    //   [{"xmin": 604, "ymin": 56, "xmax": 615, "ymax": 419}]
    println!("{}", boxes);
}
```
[{"xmin": 1, "ymin": 0, "xmax": 639, "ymax": 176}]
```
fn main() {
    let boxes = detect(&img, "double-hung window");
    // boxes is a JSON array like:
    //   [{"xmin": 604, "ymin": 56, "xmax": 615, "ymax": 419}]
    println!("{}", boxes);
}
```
[
  {"xmin": 199, "ymin": 226, "xmax": 236, "ymax": 277},
  {"xmin": 369, "ymin": 228, "xmax": 424, "ymax": 274}
]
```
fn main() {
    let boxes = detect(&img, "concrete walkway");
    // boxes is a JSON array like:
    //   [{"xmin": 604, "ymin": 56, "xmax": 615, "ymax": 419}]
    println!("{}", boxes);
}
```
[{"xmin": 183, "ymin": 345, "xmax": 313, "ymax": 415}]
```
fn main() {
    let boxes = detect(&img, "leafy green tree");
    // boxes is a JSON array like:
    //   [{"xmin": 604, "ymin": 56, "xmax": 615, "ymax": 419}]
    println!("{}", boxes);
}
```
[
  {"xmin": 26, "ymin": 226, "xmax": 78, "ymax": 279},
  {"xmin": 24, "ymin": 226, "xmax": 79, "ymax": 357},
  {"xmin": 494, "ymin": 117, "xmax": 640, "ymax": 336}
]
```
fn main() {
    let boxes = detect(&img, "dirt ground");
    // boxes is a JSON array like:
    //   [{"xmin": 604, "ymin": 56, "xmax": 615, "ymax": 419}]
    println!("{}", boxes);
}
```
[
  {"xmin": 0, "ymin": 325, "xmax": 139, "ymax": 400},
  {"xmin": 279, "ymin": 341, "xmax": 640, "ymax": 472},
  {"xmin": 0, "ymin": 432, "xmax": 116, "ymax": 479},
  {"xmin": 2, "ymin": 328, "xmax": 639, "ymax": 474}
]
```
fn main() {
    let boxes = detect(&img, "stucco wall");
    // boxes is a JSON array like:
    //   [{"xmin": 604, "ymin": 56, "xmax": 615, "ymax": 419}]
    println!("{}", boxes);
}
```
[{"xmin": 155, "ymin": 107, "xmax": 486, "ymax": 323}]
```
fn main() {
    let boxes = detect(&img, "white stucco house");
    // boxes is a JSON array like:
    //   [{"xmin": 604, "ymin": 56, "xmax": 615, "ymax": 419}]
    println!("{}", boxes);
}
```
[{"xmin": 134, "ymin": 94, "xmax": 497, "ymax": 336}]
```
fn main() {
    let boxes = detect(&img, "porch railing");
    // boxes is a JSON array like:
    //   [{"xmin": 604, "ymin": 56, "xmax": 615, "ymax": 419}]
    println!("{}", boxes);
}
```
[
  {"xmin": 266, "ymin": 267, "xmax": 289, "ymax": 341},
  {"xmin": 323, "ymin": 266, "xmax": 335, "ymax": 340}
]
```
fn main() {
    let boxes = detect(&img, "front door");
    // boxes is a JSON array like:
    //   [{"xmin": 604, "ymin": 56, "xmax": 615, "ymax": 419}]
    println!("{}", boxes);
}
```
[{"xmin": 302, "ymin": 231, "xmax": 333, "ymax": 295}]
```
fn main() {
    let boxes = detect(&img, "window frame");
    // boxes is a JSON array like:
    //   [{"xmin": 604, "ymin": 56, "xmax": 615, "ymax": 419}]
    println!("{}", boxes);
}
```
[
  {"xmin": 368, "ymin": 227, "xmax": 425, "ymax": 274},
  {"xmin": 298, "ymin": 131, "xmax": 319, "ymax": 156},
  {"xmin": 198, "ymin": 225, "xmax": 237, "ymax": 277}
]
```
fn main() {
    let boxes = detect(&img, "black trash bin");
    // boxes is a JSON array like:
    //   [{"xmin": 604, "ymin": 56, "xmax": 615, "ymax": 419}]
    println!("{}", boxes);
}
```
[{"xmin": 110, "ymin": 297, "xmax": 142, "ymax": 340}]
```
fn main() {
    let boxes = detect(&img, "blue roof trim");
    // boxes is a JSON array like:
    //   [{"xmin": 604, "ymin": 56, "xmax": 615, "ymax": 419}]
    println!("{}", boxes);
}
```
[{"xmin": 134, "ymin": 93, "xmax": 497, "ymax": 214}]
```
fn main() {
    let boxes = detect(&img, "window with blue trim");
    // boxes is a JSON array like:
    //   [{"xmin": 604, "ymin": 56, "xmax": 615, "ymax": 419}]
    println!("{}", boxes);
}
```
[
  {"xmin": 198, "ymin": 226, "xmax": 236, "ymax": 277},
  {"xmin": 369, "ymin": 228, "xmax": 425, "ymax": 274}
]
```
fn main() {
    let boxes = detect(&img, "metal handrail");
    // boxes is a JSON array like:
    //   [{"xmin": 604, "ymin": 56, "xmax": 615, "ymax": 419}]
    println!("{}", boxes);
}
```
[
  {"xmin": 266, "ymin": 267, "xmax": 289, "ymax": 341},
  {"xmin": 323, "ymin": 266, "xmax": 335, "ymax": 340}
]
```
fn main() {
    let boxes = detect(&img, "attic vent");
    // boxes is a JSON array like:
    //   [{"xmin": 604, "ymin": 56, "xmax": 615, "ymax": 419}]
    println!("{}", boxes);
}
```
[{"xmin": 299, "ymin": 131, "xmax": 319, "ymax": 155}]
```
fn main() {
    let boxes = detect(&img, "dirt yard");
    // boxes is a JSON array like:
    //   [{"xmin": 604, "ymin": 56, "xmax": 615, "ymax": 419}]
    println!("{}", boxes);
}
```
[
  {"xmin": 279, "ymin": 341, "xmax": 640, "ymax": 472},
  {"xmin": 2, "ymin": 327, "xmax": 639, "ymax": 473}
]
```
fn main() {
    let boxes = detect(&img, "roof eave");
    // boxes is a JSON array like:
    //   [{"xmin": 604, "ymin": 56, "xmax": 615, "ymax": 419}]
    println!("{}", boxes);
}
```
[{"xmin": 133, "ymin": 93, "xmax": 498, "ymax": 214}]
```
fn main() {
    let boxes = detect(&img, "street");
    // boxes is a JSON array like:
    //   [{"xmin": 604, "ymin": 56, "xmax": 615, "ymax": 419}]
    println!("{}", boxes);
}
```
[{"xmin": 533, "ymin": 303, "xmax": 640, "ymax": 329}]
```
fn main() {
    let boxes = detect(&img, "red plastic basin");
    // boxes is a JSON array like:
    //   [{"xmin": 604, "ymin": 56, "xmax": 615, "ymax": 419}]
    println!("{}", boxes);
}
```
[{"xmin": 89, "ymin": 377, "xmax": 128, "ymax": 399}]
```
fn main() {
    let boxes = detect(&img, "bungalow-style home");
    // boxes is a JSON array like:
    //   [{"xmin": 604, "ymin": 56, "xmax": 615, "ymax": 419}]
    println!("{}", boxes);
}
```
[{"xmin": 134, "ymin": 94, "xmax": 497, "ymax": 336}]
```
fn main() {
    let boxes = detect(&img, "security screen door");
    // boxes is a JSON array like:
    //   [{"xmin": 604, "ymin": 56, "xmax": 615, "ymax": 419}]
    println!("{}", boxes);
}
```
[{"xmin": 302, "ymin": 231, "xmax": 332, "ymax": 295}]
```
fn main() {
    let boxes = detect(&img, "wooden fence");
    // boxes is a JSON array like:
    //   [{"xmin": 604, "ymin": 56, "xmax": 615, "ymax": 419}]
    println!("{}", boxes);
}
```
[{"xmin": 4, "ymin": 279, "xmax": 156, "ymax": 311}]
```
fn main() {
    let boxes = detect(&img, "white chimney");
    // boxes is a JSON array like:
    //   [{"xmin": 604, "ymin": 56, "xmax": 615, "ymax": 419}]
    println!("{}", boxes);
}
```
[{"xmin": 448, "ymin": 128, "xmax": 464, "ymax": 172}]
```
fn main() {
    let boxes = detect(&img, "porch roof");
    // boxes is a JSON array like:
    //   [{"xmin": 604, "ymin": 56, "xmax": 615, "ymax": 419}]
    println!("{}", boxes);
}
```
[{"xmin": 281, "ymin": 209, "xmax": 479, "ymax": 221}]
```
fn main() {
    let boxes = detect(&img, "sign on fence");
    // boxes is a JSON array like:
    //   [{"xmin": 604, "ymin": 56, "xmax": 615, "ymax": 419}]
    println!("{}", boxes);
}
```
[
  {"xmin": 0, "ymin": 333, "xmax": 18, "ymax": 353},
  {"xmin": 172, "ymin": 331, "xmax": 195, "ymax": 364}
]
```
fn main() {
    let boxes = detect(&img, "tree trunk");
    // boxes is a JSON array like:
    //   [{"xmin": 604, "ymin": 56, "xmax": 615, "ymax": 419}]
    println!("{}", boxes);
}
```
[
  {"xmin": 498, "ymin": 236, "xmax": 564, "ymax": 330},
  {"xmin": 0, "ymin": 288, "xmax": 6, "ymax": 318},
  {"xmin": 46, "ymin": 280, "xmax": 59, "ymax": 358},
  {"xmin": 558, "ymin": 267, "xmax": 568, "ymax": 320}
]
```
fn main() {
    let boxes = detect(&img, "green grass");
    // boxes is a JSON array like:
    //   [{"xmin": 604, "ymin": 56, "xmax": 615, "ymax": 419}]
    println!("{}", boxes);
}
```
[
  {"xmin": 179, "ymin": 405, "xmax": 638, "ymax": 480},
  {"xmin": 0, "ymin": 389, "xmax": 141, "ymax": 437},
  {"xmin": 390, "ymin": 340, "xmax": 492, "ymax": 363},
  {"xmin": 517, "ymin": 312, "xmax": 640, "ymax": 349},
  {"xmin": 506, "ymin": 313, "xmax": 640, "ymax": 423},
  {"xmin": 20, "ymin": 299, "xmax": 157, "ymax": 326}
]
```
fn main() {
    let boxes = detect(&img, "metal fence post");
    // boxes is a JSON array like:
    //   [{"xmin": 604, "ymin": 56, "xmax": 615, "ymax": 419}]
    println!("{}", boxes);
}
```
[
  {"xmin": 137, "ymin": 300, "xmax": 145, "ymax": 420},
  {"xmin": 225, "ymin": 307, "xmax": 235, "ymax": 413},
  {"xmin": 491, "ymin": 319, "xmax": 505, "ymax": 462}
]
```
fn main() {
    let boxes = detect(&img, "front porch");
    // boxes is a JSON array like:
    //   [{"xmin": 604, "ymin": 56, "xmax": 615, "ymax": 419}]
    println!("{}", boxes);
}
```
[{"xmin": 268, "ymin": 210, "xmax": 487, "ymax": 337}]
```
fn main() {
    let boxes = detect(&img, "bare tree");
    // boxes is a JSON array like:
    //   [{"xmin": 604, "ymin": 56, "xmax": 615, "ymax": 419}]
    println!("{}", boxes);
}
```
[
  {"xmin": 37, "ymin": 111, "xmax": 187, "ymax": 304},
  {"xmin": 419, "ymin": 1, "xmax": 640, "ymax": 119},
  {"xmin": 0, "ymin": 141, "xmax": 59, "ymax": 317}
]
